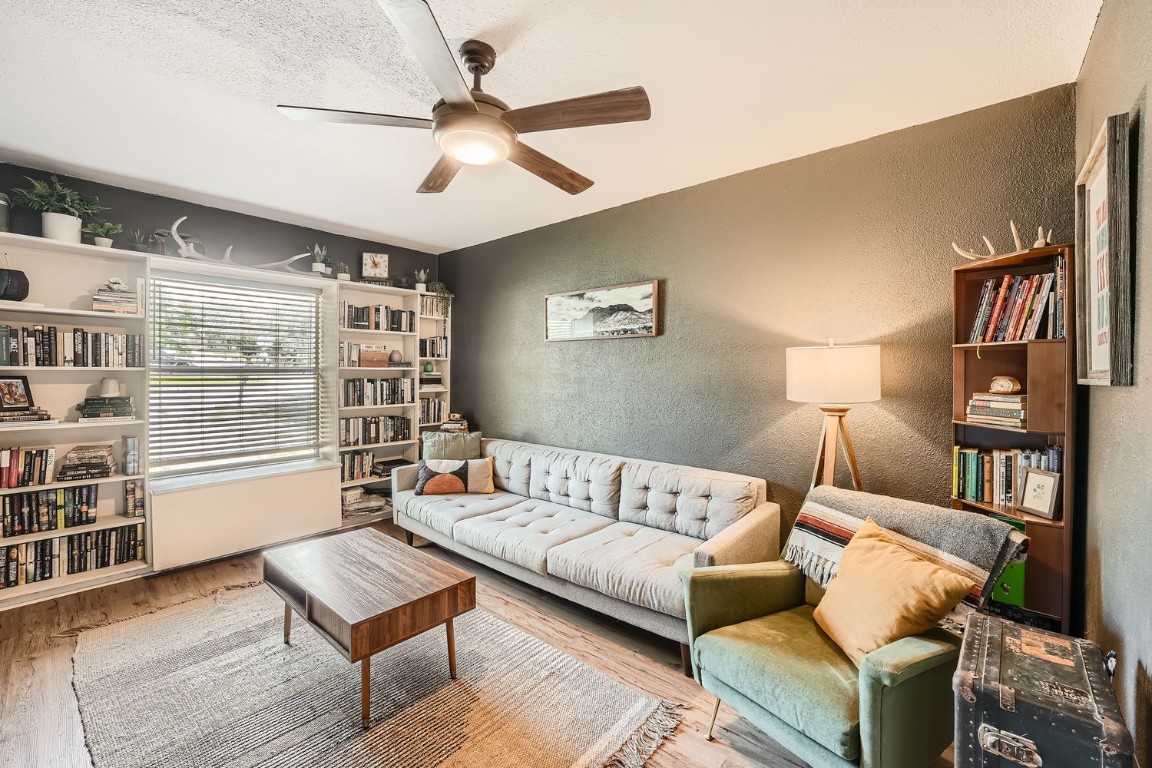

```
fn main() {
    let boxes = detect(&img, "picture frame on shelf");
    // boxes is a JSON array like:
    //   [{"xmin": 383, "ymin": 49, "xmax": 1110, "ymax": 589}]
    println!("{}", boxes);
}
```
[
  {"xmin": 1016, "ymin": 467, "xmax": 1061, "ymax": 520},
  {"xmin": 0, "ymin": 375, "xmax": 33, "ymax": 411},
  {"xmin": 1075, "ymin": 111, "xmax": 1133, "ymax": 386},
  {"xmin": 362, "ymin": 252, "xmax": 389, "ymax": 281},
  {"xmin": 545, "ymin": 280, "xmax": 660, "ymax": 341}
]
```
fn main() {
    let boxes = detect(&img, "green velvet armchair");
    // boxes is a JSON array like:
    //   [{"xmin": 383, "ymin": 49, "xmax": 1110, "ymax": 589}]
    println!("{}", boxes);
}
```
[{"xmin": 681, "ymin": 561, "xmax": 962, "ymax": 768}]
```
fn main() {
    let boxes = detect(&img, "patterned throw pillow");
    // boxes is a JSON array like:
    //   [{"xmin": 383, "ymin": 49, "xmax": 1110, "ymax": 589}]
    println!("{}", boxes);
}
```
[
  {"xmin": 422, "ymin": 431, "xmax": 483, "ymax": 460},
  {"xmin": 414, "ymin": 457, "xmax": 495, "ymax": 495}
]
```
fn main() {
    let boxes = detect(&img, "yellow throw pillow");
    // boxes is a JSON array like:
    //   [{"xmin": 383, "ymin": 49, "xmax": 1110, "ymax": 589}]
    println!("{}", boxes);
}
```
[{"xmin": 813, "ymin": 517, "xmax": 975, "ymax": 666}]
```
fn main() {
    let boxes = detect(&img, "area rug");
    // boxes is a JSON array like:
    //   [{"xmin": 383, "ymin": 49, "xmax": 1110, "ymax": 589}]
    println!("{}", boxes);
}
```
[{"xmin": 71, "ymin": 585, "xmax": 680, "ymax": 768}]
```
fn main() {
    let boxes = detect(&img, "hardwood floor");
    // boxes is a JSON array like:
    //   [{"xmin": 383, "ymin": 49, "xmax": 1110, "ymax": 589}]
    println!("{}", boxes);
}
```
[{"xmin": 0, "ymin": 522, "xmax": 954, "ymax": 767}]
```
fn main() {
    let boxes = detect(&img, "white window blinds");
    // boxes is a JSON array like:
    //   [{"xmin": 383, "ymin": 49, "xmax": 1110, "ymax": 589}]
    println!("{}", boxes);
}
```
[{"xmin": 149, "ymin": 272, "xmax": 321, "ymax": 477}]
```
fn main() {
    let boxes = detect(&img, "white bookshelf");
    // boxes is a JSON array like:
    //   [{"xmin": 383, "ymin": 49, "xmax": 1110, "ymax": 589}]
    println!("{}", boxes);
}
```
[
  {"xmin": 0, "ymin": 232, "xmax": 151, "ymax": 610},
  {"xmin": 417, "ymin": 295, "xmax": 452, "ymax": 444}
]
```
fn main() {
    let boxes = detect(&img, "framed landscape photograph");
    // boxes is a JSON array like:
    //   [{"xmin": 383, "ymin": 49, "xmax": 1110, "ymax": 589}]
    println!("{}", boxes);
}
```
[
  {"xmin": 0, "ymin": 375, "xmax": 33, "ymax": 411},
  {"xmin": 1075, "ymin": 112, "xmax": 1133, "ymax": 385},
  {"xmin": 545, "ymin": 280, "xmax": 660, "ymax": 341},
  {"xmin": 1017, "ymin": 467, "xmax": 1061, "ymax": 520}
]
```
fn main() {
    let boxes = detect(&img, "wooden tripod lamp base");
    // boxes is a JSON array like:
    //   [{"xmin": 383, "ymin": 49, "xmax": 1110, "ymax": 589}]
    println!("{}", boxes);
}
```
[{"xmin": 811, "ymin": 406, "xmax": 863, "ymax": 491}]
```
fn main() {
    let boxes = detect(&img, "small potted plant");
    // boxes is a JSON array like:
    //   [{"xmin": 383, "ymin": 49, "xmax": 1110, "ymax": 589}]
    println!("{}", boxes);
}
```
[
  {"xmin": 128, "ymin": 229, "xmax": 152, "ymax": 252},
  {"xmin": 83, "ymin": 220, "xmax": 123, "ymax": 248},
  {"xmin": 337, "ymin": 262, "xmax": 351, "ymax": 281},
  {"xmin": 414, "ymin": 268, "xmax": 430, "ymax": 292},
  {"xmin": 311, "ymin": 243, "xmax": 327, "ymax": 274},
  {"xmin": 11, "ymin": 175, "xmax": 107, "ymax": 243}
]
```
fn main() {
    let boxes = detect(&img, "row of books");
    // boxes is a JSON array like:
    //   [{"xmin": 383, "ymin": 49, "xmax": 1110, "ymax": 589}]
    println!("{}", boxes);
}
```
[
  {"xmin": 340, "ymin": 377, "xmax": 414, "ymax": 408},
  {"xmin": 420, "ymin": 397, "xmax": 446, "ymax": 425},
  {"xmin": 338, "ymin": 415, "xmax": 411, "ymax": 447},
  {"xmin": 418, "ymin": 295, "xmax": 449, "ymax": 318},
  {"xmin": 1, "ymin": 485, "xmax": 101, "ymax": 538},
  {"xmin": 0, "ymin": 325, "xmax": 144, "ymax": 367},
  {"xmin": 341, "ymin": 450, "xmax": 377, "ymax": 483},
  {"xmin": 92, "ymin": 280, "xmax": 143, "ymax": 314},
  {"xmin": 77, "ymin": 396, "xmax": 137, "ymax": 423},
  {"xmin": 338, "ymin": 341, "xmax": 411, "ymax": 368},
  {"xmin": 0, "ymin": 446, "xmax": 57, "ymax": 487},
  {"xmin": 1, "ymin": 523, "xmax": 145, "ymax": 588},
  {"xmin": 123, "ymin": 479, "xmax": 145, "ymax": 517},
  {"xmin": 965, "ymin": 392, "xmax": 1026, "ymax": 429},
  {"xmin": 338, "ymin": 302, "xmax": 416, "ymax": 332},
  {"xmin": 0, "ymin": 408, "xmax": 55, "ymax": 426},
  {"xmin": 953, "ymin": 445, "xmax": 1063, "ymax": 507},
  {"xmin": 966, "ymin": 258, "xmax": 1067, "ymax": 343},
  {"xmin": 440, "ymin": 415, "xmax": 469, "ymax": 433},
  {"xmin": 418, "ymin": 335, "xmax": 449, "ymax": 358}
]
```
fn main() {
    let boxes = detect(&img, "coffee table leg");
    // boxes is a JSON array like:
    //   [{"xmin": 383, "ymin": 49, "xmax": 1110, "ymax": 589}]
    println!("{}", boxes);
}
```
[
  {"xmin": 446, "ymin": 618, "xmax": 457, "ymax": 679},
  {"xmin": 283, "ymin": 603, "xmax": 292, "ymax": 644},
  {"xmin": 361, "ymin": 656, "xmax": 371, "ymax": 729}
]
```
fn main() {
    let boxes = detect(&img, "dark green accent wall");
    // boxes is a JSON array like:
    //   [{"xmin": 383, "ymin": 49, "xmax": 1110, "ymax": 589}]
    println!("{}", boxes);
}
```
[
  {"xmin": 0, "ymin": 164, "xmax": 436, "ymax": 281},
  {"xmin": 1076, "ymin": 0, "xmax": 1152, "ymax": 762},
  {"xmin": 441, "ymin": 85, "xmax": 1076, "ymax": 527}
]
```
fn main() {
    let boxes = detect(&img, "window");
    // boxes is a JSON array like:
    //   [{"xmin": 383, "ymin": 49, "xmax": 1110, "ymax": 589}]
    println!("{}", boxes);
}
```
[{"xmin": 149, "ymin": 272, "xmax": 321, "ymax": 477}]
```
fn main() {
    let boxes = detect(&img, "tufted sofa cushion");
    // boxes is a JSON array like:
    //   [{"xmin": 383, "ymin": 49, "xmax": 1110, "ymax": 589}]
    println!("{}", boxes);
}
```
[
  {"xmin": 546, "ymin": 522, "xmax": 699, "ymax": 617},
  {"xmin": 618, "ymin": 461, "xmax": 766, "ymax": 539},
  {"xmin": 528, "ymin": 448, "xmax": 624, "ymax": 518},
  {"xmin": 482, "ymin": 439, "xmax": 534, "ymax": 496},
  {"xmin": 452, "ymin": 498, "xmax": 615, "ymax": 574},
  {"xmin": 393, "ymin": 490, "xmax": 524, "ymax": 537}
]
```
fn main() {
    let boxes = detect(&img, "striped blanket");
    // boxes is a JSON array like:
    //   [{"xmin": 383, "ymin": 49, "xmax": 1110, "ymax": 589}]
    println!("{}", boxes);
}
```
[{"xmin": 783, "ymin": 486, "xmax": 1028, "ymax": 632}]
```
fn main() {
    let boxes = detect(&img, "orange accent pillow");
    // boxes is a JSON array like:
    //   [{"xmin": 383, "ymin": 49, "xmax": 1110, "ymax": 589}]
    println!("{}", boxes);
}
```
[
  {"xmin": 813, "ymin": 517, "xmax": 975, "ymax": 666},
  {"xmin": 414, "ymin": 457, "xmax": 495, "ymax": 495}
]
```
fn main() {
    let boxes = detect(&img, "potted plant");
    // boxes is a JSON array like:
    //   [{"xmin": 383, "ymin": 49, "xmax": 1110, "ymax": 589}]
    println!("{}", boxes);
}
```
[
  {"xmin": 128, "ymin": 229, "xmax": 153, "ymax": 252},
  {"xmin": 83, "ymin": 220, "xmax": 123, "ymax": 248},
  {"xmin": 311, "ymin": 243, "xmax": 327, "ymax": 273},
  {"xmin": 337, "ymin": 262, "xmax": 351, "ymax": 281},
  {"xmin": 11, "ymin": 175, "xmax": 107, "ymax": 243},
  {"xmin": 414, "ymin": 268, "xmax": 430, "ymax": 292},
  {"xmin": 426, "ymin": 280, "xmax": 454, "ymax": 317}
]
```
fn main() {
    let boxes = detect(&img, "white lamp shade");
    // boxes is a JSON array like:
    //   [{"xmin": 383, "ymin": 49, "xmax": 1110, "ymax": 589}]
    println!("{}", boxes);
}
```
[{"xmin": 786, "ymin": 344, "xmax": 881, "ymax": 404}]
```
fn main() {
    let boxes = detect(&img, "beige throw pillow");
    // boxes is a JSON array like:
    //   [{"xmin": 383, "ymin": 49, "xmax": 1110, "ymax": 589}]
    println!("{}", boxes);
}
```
[{"xmin": 813, "ymin": 517, "xmax": 975, "ymax": 666}]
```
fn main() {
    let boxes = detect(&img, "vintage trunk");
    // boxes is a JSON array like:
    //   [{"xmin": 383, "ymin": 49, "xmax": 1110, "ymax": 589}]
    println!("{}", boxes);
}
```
[{"xmin": 953, "ymin": 613, "xmax": 1133, "ymax": 767}]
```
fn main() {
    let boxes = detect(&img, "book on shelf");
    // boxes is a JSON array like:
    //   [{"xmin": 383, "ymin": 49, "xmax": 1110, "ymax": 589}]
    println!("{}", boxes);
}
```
[
  {"xmin": 952, "ymin": 445, "xmax": 1063, "ymax": 509},
  {"xmin": 0, "ymin": 408, "xmax": 56, "ymax": 426},
  {"xmin": 0, "ymin": 446, "xmax": 56, "ymax": 487},
  {"xmin": 387, "ymin": 360, "xmax": 412, "ymax": 368},
  {"xmin": 966, "ymin": 265, "xmax": 1064, "ymax": 343},
  {"xmin": 0, "ymin": 521, "xmax": 145, "ymax": 588},
  {"xmin": 965, "ymin": 392, "xmax": 1027, "ymax": 428},
  {"xmin": 77, "ymin": 415, "xmax": 138, "ymax": 423},
  {"xmin": 338, "ymin": 301, "xmax": 415, "ymax": 333},
  {"xmin": 55, "ymin": 443, "xmax": 117, "ymax": 481},
  {"xmin": 1, "ymin": 484, "xmax": 101, "ymax": 537},
  {"xmin": 339, "ymin": 377, "xmax": 414, "ymax": 407},
  {"xmin": 338, "ymin": 415, "xmax": 411, "ymax": 448},
  {"xmin": 0, "ymin": 325, "xmax": 143, "ymax": 367}
]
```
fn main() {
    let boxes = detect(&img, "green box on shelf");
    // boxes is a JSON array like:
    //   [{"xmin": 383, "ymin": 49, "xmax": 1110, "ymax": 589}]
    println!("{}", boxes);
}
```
[{"xmin": 991, "ymin": 514, "xmax": 1026, "ymax": 607}]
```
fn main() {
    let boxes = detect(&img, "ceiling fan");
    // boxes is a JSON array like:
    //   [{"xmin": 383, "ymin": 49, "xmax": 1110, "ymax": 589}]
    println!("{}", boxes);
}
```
[{"xmin": 276, "ymin": 0, "xmax": 650, "ymax": 195}]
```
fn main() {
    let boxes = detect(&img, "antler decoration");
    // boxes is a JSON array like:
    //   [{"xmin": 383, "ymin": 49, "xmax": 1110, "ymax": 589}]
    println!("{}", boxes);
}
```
[
  {"xmin": 169, "ymin": 217, "xmax": 311, "ymax": 271},
  {"xmin": 952, "ymin": 220, "xmax": 1053, "ymax": 261}
]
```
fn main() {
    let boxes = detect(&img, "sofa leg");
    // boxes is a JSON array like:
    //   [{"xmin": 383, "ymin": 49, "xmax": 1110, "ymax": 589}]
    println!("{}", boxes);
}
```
[
  {"xmin": 680, "ymin": 642, "xmax": 693, "ymax": 677},
  {"xmin": 705, "ymin": 696, "xmax": 721, "ymax": 741},
  {"xmin": 404, "ymin": 530, "xmax": 414, "ymax": 547}
]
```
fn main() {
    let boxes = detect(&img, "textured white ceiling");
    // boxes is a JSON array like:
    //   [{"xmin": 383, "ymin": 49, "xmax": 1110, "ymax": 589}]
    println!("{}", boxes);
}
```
[{"xmin": 0, "ymin": 0, "xmax": 1100, "ymax": 253}]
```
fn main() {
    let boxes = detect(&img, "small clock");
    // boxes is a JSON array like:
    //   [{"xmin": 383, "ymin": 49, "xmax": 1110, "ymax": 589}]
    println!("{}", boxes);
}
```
[
  {"xmin": 989, "ymin": 375, "xmax": 1022, "ymax": 394},
  {"xmin": 362, "ymin": 252, "xmax": 389, "ymax": 280}
]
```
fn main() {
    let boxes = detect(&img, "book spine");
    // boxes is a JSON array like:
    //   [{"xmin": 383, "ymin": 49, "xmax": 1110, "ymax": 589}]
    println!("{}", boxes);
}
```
[
  {"xmin": 966, "ymin": 406, "xmax": 1027, "ymax": 418},
  {"xmin": 983, "ymin": 275, "xmax": 1014, "ymax": 343}
]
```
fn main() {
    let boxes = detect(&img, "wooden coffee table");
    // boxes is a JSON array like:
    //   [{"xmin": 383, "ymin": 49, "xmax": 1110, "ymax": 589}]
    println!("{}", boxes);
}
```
[{"xmin": 262, "ymin": 527, "xmax": 476, "ymax": 728}]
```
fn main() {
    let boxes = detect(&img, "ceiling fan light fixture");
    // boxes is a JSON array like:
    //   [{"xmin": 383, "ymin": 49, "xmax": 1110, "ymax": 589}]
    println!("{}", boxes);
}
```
[{"xmin": 434, "ymin": 112, "xmax": 516, "ymax": 166}]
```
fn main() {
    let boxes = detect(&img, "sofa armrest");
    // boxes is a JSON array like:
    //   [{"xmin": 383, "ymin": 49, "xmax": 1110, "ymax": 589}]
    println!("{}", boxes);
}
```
[
  {"xmin": 693, "ymin": 501, "xmax": 781, "ymax": 567},
  {"xmin": 391, "ymin": 464, "xmax": 419, "ymax": 493},
  {"xmin": 681, "ymin": 561, "xmax": 805, "ymax": 644},
  {"xmin": 859, "ymin": 629, "xmax": 961, "ymax": 688}
]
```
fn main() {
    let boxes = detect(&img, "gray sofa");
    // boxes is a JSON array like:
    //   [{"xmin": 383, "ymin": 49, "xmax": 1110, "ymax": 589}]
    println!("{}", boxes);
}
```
[{"xmin": 392, "ymin": 438, "xmax": 781, "ymax": 646}]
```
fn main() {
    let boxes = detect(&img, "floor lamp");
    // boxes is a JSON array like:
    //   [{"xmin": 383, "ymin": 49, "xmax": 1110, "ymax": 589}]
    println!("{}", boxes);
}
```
[{"xmin": 786, "ymin": 342, "xmax": 881, "ymax": 491}]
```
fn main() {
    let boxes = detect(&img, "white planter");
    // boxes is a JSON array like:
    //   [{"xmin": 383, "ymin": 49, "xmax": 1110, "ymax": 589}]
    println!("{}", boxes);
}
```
[
  {"xmin": 312, "ymin": 262, "xmax": 326, "ymax": 273},
  {"xmin": 415, "ymin": 283, "xmax": 427, "ymax": 292},
  {"xmin": 42, "ymin": 212, "xmax": 82, "ymax": 243},
  {"xmin": 93, "ymin": 237, "xmax": 113, "ymax": 248},
  {"xmin": 324, "ymin": 266, "xmax": 333, "ymax": 276},
  {"xmin": 336, "ymin": 273, "xmax": 350, "ymax": 281}
]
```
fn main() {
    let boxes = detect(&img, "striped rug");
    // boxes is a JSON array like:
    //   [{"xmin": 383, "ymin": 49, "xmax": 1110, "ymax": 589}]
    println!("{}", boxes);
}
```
[{"xmin": 72, "ymin": 586, "xmax": 681, "ymax": 768}]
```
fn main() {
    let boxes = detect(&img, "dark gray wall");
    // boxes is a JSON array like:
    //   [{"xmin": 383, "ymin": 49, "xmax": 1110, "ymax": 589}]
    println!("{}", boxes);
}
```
[
  {"xmin": 0, "ymin": 164, "xmax": 436, "ymax": 281},
  {"xmin": 442, "ymin": 85, "xmax": 1076, "ymax": 526},
  {"xmin": 1076, "ymin": 0, "xmax": 1152, "ymax": 761}
]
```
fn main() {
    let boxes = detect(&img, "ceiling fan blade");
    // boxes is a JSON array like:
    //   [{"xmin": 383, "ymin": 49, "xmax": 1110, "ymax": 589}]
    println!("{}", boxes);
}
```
[
  {"xmin": 502, "ymin": 87, "xmax": 651, "ymax": 134},
  {"xmin": 276, "ymin": 105, "xmax": 432, "ymax": 129},
  {"xmin": 508, "ymin": 143, "xmax": 593, "ymax": 195},
  {"xmin": 376, "ymin": 0, "xmax": 477, "ymax": 111},
  {"xmin": 417, "ymin": 155, "xmax": 463, "ymax": 193}
]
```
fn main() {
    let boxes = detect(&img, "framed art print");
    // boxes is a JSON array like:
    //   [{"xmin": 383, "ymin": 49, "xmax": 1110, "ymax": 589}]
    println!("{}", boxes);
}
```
[
  {"xmin": 0, "ymin": 376, "xmax": 33, "ymax": 411},
  {"xmin": 1017, "ymin": 467, "xmax": 1061, "ymax": 520},
  {"xmin": 545, "ymin": 280, "xmax": 660, "ymax": 341},
  {"xmin": 1075, "ymin": 112, "xmax": 1133, "ymax": 385}
]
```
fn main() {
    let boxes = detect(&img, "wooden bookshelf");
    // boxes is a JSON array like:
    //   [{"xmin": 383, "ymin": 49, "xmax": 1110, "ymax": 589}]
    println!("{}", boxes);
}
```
[{"xmin": 951, "ymin": 245, "xmax": 1077, "ymax": 632}]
